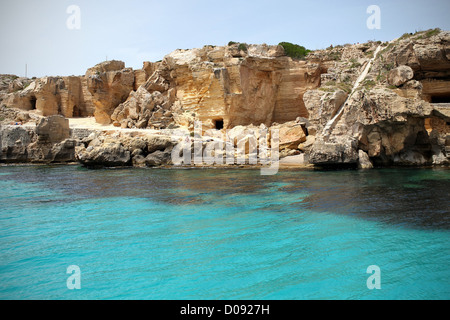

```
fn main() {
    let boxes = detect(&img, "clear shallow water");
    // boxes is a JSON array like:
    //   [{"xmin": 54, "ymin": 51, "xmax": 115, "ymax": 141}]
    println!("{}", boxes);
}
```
[{"xmin": 0, "ymin": 165, "xmax": 449, "ymax": 300}]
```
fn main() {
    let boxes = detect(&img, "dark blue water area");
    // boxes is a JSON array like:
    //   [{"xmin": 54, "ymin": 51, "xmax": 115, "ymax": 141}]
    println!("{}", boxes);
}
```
[{"xmin": 0, "ymin": 165, "xmax": 448, "ymax": 300}]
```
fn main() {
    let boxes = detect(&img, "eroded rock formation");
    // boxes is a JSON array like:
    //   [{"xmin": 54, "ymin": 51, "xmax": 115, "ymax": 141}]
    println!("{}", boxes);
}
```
[
  {"xmin": 1, "ymin": 29, "xmax": 449, "ymax": 168},
  {"xmin": 110, "ymin": 44, "xmax": 324, "ymax": 131},
  {"xmin": 1, "ymin": 76, "xmax": 94, "ymax": 119},
  {"xmin": 75, "ymin": 131, "xmax": 175, "ymax": 168},
  {"xmin": 303, "ymin": 30, "xmax": 450, "ymax": 167},
  {"xmin": 0, "ymin": 115, "xmax": 76, "ymax": 163},
  {"xmin": 86, "ymin": 61, "xmax": 135, "ymax": 124}
]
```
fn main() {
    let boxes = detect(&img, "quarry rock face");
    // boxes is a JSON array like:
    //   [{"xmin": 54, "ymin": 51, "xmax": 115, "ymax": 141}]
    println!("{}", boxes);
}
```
[
  {"xmin": 161, "ymin": 44, "xmax": 322, "ymax": 130},
  {"xmin": 86, "ymin": 60, "xmax": 135, "ymax": 125},
  {"xmin": 1, "ymin": 76, "xmax": 94, "ymax": 119},
  {"xmin": 106, "ymin": 44, "xmax": 324, "ymax": 131},
  {"xmin": 35, "ymin": 115, "xmax": 71, "ymax": 143},
  {"xmin": 34, "ymin": 77, "xmax": 61, "ymax": 116},
  {"xmin": 59, "ymin": 76, "xmax": 84, "ymax": 118},
  {"xmin": 107, "ymin": 44, "xmax": 323, "ymax": 131}
]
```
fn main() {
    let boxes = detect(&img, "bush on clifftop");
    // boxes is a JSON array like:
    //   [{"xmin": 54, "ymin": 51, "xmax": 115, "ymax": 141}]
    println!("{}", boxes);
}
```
[{"xmin": 279, "ymin": 42, "xmax": 311, "ymax": 60}]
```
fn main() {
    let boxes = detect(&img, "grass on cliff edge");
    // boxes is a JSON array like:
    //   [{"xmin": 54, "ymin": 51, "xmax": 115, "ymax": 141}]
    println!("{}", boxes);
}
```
[
  {"xmin": 398, "ymin": 28, "xmax": 441, "ymax": 41},
  {"xmin": 279, "ymin": 42, "xmax": 311, "ymax": 60}
]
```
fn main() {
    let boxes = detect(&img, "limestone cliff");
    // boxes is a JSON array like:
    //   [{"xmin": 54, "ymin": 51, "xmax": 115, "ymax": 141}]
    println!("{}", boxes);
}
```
[
  {"xmin": 304, "ymin": 29, "xmax": 450, "ymax": 167},
  {"xmin": 110, "ymin": 44, "xmax": 323, "ymax": 131},
  {"xmin": 1, "ymin": 29, "xmax": 449, "ymax": 168}
]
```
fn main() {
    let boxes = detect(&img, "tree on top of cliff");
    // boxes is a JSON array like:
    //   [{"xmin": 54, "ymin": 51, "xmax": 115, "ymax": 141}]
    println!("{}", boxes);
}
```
[{"xmin": 279, "ymin": 42, "xmax": 311, "ymax": 60}]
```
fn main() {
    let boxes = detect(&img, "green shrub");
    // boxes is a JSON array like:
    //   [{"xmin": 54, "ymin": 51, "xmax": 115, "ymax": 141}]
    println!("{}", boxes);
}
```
[
  {"xmin": 167, "ymin": 124, "xmax": 179, "ymax": 130},
  {"xmin": 337, "ymin": 82, "xmax": 352, "ymax": 94},
  {"xmin": 399, "ymin": 33, "xmax": 413, "ymax": 40},
  {"xmin": 364, "ymin": 80, "xmax": 377, "ymax": 90},
  {"xmin": 349, "ymin": 58, "xmax": 362, "ymax": 69},
  {"xmin": 412, "ymin": 28, "xmax": 440, "ymax": 40},
  {"xmin": 380, "ymin": 43, "xmax": 394, "ymax": 55},
  {"xmin": 238, "ymin": 43, "xmax": 248, "ymax": 52},
  {"xmin": 228, "ymin": 41, "xmax": 237, "ymax": 46},
  {"xmin": 322, "ymin": 80, "xmax": 352, "ymax": 94},
  {"xmin": 278, "ymin": 42, "xmax": 311, "ymax": 60},
  {"xmin": 319, "ymin": 87, "xmax": 335, "ymax": 92},
  {"xmin": 329, "ymin": 51, "xmax": 342, "ymax": 61},
  {"xmin": 425, "ymin": 28, "xmax": 440, "ymax": 38},
  {"xmin": 365, "ymin": 50, "xmax": 375, "ymax": 58},
  {"xmin": 341, "ymin": 75, "xmax": 351, "ymax": 83},
  {"xmin": 384, "ymin": 63, "xmax": 394, "ymax": 71}
]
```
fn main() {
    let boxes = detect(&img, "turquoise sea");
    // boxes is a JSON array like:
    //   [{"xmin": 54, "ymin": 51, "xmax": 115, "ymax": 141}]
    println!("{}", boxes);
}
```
[{"xmin": 0, "ymin": 165, "xmax": 449, "ymax": 300}]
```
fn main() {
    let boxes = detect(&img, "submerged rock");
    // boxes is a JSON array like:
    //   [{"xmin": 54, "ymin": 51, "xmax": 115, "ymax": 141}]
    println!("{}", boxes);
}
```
[
  {"xmin": 309, "ymin": 139, "xmax": 359, "ymax": 166},
  {"xmin": 358, "ymin": 150, "xmax": 374, "ymax": 169},
  {"xmin": 145, "ymin": 150, "xmax": 172, "ymax": 167}
]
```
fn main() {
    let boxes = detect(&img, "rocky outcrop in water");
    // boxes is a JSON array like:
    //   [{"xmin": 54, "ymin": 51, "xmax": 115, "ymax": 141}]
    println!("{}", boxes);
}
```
[
  {"xmin": 107, "ymin": 44, "xmax": 323, "ymax": 131},
  {"xmin": 75, "ymin": 131, "xmax": 175, "ymax": 168},
  {"xmin": 0, "ymin": 115, "xmax": 76, "ymax": 163}
]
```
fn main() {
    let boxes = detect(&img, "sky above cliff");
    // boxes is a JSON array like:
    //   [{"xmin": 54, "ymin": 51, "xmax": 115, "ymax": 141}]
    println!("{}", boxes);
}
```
[{"xmin": 1, "ymin": 0, "xmax": 449, "ymax": 78}]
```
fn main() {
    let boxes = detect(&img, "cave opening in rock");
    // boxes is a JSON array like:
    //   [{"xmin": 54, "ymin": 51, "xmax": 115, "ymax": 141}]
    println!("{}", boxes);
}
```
[
  {"xmin": 215, "ymin": 119, "xmax": 224, "ymax": 130},
  {"xmin": 301, "ymin": 124, "xmax": 309, "ymax": 137},
  {"xmin": 73, "ymin": 104, "xmax": 80, "ymax": 117},
  {"xmin": 30, "ymin": 97, "xmax": 36, "ymax": 110},
  {"xmin": 431, "ymin": 94, "xmax": 450, "ymax": 104}
]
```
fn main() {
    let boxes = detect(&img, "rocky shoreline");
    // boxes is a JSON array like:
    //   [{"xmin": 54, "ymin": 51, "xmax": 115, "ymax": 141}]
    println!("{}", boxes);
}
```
[
  {"xmin": 0, "ymin": 115, "xmax": 311, "ymax": 170},
  {"xmin": 0, "ymin": 114, "xmax": 447, "ymax": 170},
  {"xmin": 1, "ymin": 29, "xmax": 449, "ymax": 170}
]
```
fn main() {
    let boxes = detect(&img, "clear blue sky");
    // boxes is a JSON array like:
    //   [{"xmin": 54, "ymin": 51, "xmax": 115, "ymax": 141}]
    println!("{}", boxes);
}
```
[{"xmin": 1, "ymin": 0, "xmax": 449, "ymax": 77}]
